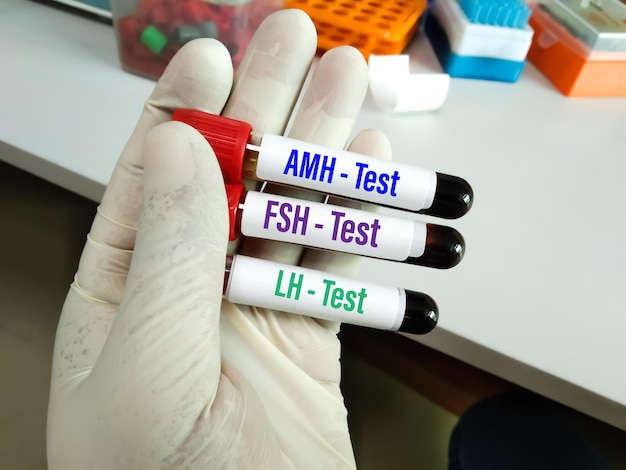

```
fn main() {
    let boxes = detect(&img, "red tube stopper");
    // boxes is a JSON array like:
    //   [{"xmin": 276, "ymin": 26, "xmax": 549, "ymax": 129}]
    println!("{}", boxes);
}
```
[
  {"xmin": 224, "ymin": 181, "xmax": 246, "ymax": 241},
  {"xmin": 172, "ymin": 109, "xmax": 252, "ymax": 183}
]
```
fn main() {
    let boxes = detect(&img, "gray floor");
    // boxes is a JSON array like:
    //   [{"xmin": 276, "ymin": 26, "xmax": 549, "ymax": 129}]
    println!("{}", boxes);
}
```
[
  {"xmin": 1, "ymin": 162, "xmax": 95, "ymax": 468},
  {"xmin": 2, "ymin": 160, "xmax": 625, "ymax": 469}
]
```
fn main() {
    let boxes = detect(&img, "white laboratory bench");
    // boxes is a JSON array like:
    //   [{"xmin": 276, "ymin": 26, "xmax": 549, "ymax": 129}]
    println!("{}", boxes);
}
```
[{"xmin": 2, "ymin": 0, "xmax": 625, "ymax": 430}]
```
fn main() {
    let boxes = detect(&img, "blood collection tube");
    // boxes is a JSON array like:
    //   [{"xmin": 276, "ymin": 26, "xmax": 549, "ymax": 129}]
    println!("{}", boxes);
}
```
[
  {"xmin": 172, "ymin": 109, "xmax": 473, "ymax": 219},
  {"xmin": 225, "ymin": 182, "xmax": 465, "ymax": 269},
  {"xmin": 224, "ymin": 254, "xmax": 439, "ymax": 334}
]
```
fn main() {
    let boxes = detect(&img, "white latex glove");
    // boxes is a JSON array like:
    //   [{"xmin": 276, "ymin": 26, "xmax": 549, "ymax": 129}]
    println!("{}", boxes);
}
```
[{"xmin": 48, "ymin": 9, "xmax": 393, "ymax": 469}]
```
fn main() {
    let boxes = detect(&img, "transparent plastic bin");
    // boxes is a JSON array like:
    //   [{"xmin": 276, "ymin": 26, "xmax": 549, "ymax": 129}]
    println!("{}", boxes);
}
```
[{"xmin": 111, "ymin": 0, "xmax": 285, "ymax": 80}]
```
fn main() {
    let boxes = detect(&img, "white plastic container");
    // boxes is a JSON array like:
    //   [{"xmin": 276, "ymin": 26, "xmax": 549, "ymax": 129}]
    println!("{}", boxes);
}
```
[{"xmin": 431, "ymin": 0, "xmax": 534, "ymax": 62}]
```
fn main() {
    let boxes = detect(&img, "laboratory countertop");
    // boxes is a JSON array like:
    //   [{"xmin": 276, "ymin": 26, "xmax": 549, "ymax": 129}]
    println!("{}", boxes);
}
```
[{"xmin": 2, "ymin": 0, "xmax": 625, "ymax": 429}]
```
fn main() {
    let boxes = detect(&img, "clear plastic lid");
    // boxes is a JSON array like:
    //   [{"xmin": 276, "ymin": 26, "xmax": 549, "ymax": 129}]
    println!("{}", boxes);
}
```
[{"xmin": 539, "ymin": 0, "xmax": 626, "ymax": 52}]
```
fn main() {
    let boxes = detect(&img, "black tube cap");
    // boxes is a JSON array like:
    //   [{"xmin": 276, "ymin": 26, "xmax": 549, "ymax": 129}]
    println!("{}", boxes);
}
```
[
  {"xmin": 407, "ymin": 224, "xmax": 465, "ymax": 269},
  {"xmin": 398, "ymin": 290, "xmax": 438, "ymax": 335},
  {"xmin": 420, "ymin": 173, "xmax": 473, "ymax": 219}
]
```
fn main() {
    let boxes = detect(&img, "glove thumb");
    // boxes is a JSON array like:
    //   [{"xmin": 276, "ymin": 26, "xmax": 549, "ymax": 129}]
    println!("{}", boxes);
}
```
[{"xmin": 84, "ymin": 121, "xmax": 229, "ymax": 458}]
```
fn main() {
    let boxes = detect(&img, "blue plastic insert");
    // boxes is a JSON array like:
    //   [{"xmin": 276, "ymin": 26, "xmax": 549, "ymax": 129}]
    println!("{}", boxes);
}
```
[
  {"xmin": 459, "ymin": 0, "xmax": 531, "ymax": 28},
  {"xmin": 424, "ymin": 10, "xmax": 527, "ymax": 82}
]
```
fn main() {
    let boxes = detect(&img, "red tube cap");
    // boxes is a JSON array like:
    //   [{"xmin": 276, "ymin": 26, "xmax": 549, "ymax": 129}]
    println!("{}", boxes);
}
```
[
  {"xmin": 172, "ymin": 109, "xmax": 252, "ymax": 182},
  {"xmin": 224, "ymin": 181, "xmax": 245, "ymax": 241}
]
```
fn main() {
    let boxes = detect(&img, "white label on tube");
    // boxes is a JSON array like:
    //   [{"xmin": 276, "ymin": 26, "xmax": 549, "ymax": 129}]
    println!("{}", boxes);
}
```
[
  {"xmin": 240, "ymin": 191, "xmax": 426, "ymax": 260},
  {"xmin": 225, "ymin": 255, "xmax": 406, "ymax": 331},
  {"xmin": 255, "ymin": 135, "xmax": 437, "ymax": 212}
]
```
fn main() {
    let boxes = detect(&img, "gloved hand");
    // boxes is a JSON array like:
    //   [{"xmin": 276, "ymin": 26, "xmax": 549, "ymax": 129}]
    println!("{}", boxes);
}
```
[{"xmin": 47, "ymin": 9, "xmax": 393, "ymax": 469}]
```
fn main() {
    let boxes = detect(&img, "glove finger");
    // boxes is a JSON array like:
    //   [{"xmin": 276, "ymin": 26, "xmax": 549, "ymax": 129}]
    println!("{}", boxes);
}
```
[
  {"xmin": 77, "ymin": 39, "xmax": 233, "ymax": 306},
  {"xmin": 222, "ymin": 9, "xmax": 317, "ymax": 142},
  {"xmin": 84, "ymin": 122, "xmax": 229, "ymax": 453},
  {"xmin": 239, "ymin": 45, "xmax": 370, "ymax": 265}
]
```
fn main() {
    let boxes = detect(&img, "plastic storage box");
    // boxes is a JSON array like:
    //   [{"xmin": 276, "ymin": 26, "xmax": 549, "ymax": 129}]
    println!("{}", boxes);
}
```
[
  {"xmin": 284, "ymin": 0, "xmax": 428, "ymax": 59},
  {"xmin": 527, "ymin": 0, "xmax": 626, "ymax": 97},
  {"xmin": 111, "ymin": 0, "xmax": 284, "ymax": 80},
  {"xmin": 424, "ymin": 0, "xmax": 534, "ymax": 82}
]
